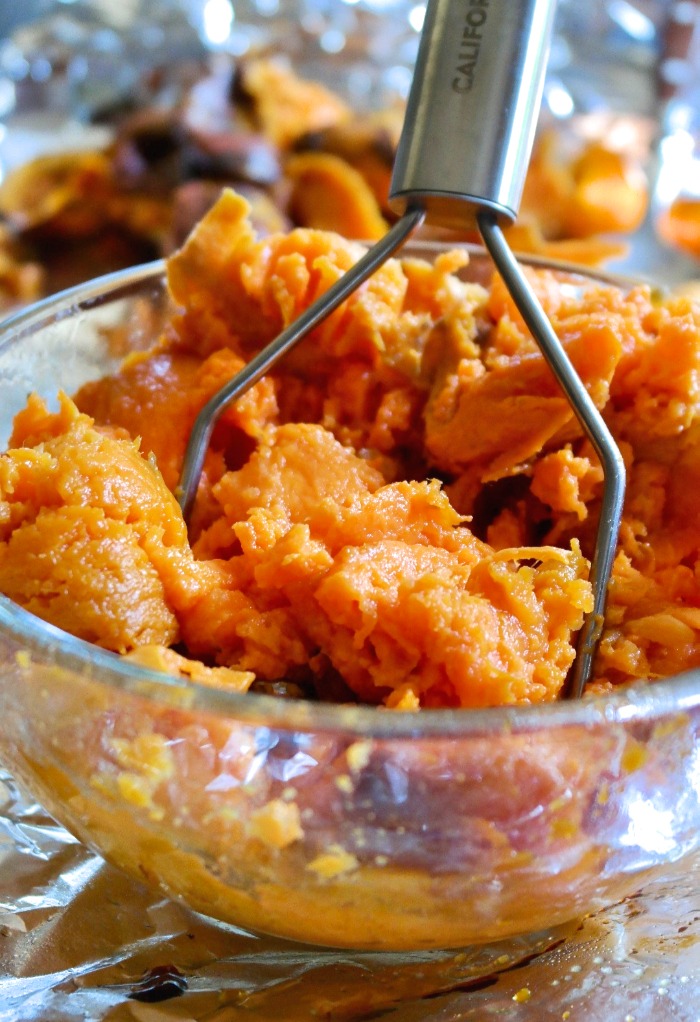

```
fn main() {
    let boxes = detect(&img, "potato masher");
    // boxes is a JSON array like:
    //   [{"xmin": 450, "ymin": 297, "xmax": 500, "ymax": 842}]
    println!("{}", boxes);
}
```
[{"xmin": 177, "ymin": 0, "xmax": 626, "ymax": 698}]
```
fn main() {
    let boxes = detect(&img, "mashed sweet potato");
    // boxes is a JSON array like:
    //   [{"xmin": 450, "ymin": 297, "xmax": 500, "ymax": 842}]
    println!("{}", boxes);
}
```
[{"xmin": 2, "ymin": 188, "xmax": 700, "ymax": 706}]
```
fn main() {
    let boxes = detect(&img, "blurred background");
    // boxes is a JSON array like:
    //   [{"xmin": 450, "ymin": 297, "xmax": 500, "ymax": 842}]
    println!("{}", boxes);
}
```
[
  {"xmin": 2, "ymin": 2, "xmax": 697, "ymax": 120},
  {"xmin": 0, "ymin": 0, "xmax": 698, "ymax": 307}
]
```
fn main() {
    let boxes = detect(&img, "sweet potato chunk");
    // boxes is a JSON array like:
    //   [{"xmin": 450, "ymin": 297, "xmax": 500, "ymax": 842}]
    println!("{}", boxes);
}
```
[
  {"xmin": 285, "ymin": 152, "xmax": 388, "ymax": 240},
  {"xmin": 0, "ymin": 394, "xmax": 201, "ymax": 652},
  {"xmin": 194, "ymin": 423, "xmax": 591, "ymax": 706}
]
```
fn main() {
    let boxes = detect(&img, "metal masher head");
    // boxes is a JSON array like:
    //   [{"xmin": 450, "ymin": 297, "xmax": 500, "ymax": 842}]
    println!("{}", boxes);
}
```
[{"xmin": 177, "ymin": 0, "xmax": 626, "ymax": 698}]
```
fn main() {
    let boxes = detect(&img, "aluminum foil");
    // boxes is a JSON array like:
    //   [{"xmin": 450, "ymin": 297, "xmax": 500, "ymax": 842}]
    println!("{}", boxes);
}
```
[
  {"xmin": 0, "ymin": 0, "xmax": 420, "ymax": 128},
  {"xmin": 0, "ymin": 1, "xmax": 689, "ymax": 126},
  {"xmin": 1, "ymin": 767, "xmax": 700, "ymax": 1020}
]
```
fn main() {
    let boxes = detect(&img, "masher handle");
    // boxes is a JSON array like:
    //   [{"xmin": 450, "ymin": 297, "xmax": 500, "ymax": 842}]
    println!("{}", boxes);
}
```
[{"xmin": 390, "ymin": 0, "xmax": 558, "ymax": 230}]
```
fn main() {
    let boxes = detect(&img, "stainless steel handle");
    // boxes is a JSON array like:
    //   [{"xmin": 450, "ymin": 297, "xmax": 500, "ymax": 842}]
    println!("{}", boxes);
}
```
[{"xmin": 390, "ymin": 0, "xmax": 558, "ymax": 230}]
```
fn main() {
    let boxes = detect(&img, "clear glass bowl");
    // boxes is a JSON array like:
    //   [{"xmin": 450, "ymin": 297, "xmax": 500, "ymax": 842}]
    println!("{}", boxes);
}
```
[{"xmin": 1, "ymin": 252, "xmax": 700, "ymax": 951}]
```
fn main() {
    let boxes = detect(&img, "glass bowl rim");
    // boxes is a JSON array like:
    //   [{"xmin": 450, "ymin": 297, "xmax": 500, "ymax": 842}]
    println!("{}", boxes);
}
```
[{"xmin": 1, "ymin": 250, "xmax": 698, "ymax": 739}]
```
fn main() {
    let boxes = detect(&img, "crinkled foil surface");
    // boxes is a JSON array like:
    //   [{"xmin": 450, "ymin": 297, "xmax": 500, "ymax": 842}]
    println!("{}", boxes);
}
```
[{"xmin": 2, "ymin": 769, "xmax": 700, "ymax": 1021}]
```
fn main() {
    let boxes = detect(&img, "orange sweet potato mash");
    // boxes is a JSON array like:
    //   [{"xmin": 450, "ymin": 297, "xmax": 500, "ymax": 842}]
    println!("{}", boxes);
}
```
[{"xmin": 2, "ymin": 188, "xmax": 700, "ymax": 707}]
